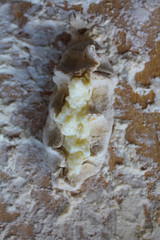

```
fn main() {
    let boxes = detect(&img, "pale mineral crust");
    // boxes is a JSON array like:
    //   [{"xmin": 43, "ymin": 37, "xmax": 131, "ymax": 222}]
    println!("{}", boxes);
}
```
[{"xmin": 0, "ymin": 1, "xmax": 160, "ymax": 240}]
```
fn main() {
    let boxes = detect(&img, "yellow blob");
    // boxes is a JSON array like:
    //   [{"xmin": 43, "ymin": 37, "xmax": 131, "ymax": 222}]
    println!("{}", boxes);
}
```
[{"xmin": 56, "ymin": 76, "xmax": 91, "ymax": 174}]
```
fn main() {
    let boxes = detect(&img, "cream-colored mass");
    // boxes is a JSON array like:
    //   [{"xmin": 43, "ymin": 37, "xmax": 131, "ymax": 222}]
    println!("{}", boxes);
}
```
[{"xmin": 56, "ymin": 76, "xmax": 91, "ymax": 174}]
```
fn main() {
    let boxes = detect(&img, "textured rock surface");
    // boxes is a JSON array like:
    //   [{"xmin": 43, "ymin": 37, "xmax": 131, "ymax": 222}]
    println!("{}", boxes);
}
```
[{"xmin": 0, "ymin": 0, "xmax": 160, "ymax": 239}]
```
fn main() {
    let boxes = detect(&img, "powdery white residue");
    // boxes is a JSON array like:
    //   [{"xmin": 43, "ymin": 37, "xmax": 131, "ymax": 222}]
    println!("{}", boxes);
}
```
[
  {"xmin": 145, "ymin": 76, "xmax": 160, "ymax": 113},
  {"xmin": 133, "ymin": 7, "xmax": 150, "ymax": 25}
]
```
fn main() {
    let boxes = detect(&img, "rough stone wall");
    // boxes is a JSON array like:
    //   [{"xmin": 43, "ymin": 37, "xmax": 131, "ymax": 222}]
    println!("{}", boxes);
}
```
[{"xmin": 0, "ymin": 0, "xmax": 160, "ymax": 239}]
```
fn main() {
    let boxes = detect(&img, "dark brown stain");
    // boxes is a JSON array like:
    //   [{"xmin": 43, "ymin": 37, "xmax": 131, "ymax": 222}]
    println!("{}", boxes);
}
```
[
  {"xmin": 0, "ymin": 202, "xmax": 19, "ymax": 223},
  {"xmin": 108, "ymin": 142, "xmax": 123, "ymax": 171},
  {"xmin": 115, "ymin": 31, "xmax": 132, "ymax": 54},
  {"xmin": 54, "ymin": 32, "xmax": 71, "ymax": 48},
  {"xmin": 135, "ymin": 42, "xmax": 160, "ymax": 85},
  {"xmin": 10, "ymin": 2, "xmax": 32, "ymax": 27}
]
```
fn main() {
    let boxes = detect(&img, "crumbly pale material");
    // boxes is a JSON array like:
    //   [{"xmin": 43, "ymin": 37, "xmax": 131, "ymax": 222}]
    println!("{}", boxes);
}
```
[
  {"xmin": 1, "ymin": 1, "xmax": 160, "ymax": 239},
  {"xmin": 56, "ymin": 76, "xmax": 91, "ymax": 174}
]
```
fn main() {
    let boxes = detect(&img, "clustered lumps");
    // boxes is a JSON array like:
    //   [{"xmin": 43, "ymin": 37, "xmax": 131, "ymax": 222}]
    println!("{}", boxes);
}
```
[{"xmin": 55, "ymin": 74, "xmax": 91, "ymax": 174}]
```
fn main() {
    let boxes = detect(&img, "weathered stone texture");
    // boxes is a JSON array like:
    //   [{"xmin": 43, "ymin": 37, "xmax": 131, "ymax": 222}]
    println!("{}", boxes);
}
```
[{"xmin": 0, "ymin": 0, "xmax": 160, "ymax": 239}]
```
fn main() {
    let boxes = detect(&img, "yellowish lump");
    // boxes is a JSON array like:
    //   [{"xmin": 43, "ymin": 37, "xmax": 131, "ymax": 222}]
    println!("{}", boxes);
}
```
[{"xmin": 56, "ymin": 76, "xmax": 91, "ymax": 174}]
